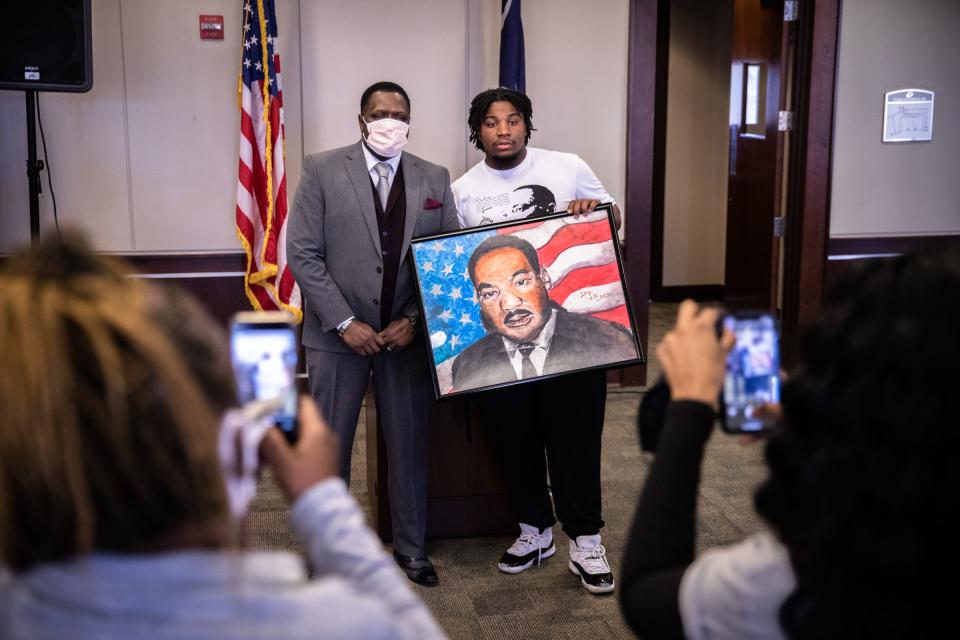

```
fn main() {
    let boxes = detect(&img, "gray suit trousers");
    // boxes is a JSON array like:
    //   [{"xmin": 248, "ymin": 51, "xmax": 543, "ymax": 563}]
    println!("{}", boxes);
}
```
[{"xmin": 305, "ymin": 339, "xmax": 431, "ymax": 558}]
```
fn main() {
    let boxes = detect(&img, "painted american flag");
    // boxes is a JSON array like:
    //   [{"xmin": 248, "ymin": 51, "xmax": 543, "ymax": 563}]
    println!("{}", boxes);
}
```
[
  {"xmin": 235, "ymin": 0, "xmax": 301, "ymax": 322},
  {"xmin": 412, "ymin": 210, "xmax": 633, "ymax": 394}
]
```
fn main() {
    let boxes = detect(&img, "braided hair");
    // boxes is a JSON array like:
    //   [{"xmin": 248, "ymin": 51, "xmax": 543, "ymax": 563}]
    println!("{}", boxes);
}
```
[{"xmin": 468, "ymin": 87, "xmax": 536, "ymax": 151}]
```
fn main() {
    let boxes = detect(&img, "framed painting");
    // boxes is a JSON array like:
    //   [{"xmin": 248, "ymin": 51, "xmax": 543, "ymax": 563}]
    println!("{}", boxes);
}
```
[{"xmin": 409, "ymin": 204, "xmax": 645, "ymax": 399}]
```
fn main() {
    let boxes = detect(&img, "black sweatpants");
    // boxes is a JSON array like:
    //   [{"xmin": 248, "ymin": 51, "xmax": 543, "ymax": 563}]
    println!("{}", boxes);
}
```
[{"xmin": 476, "ymin": 368, "xmax": 607, "ymax": 539}]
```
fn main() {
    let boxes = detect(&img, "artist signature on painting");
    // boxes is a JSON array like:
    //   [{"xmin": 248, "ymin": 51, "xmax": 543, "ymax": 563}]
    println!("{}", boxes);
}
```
[{"xmin": 574, "ymin": 290, "xmax": 614, "ymax": 303}]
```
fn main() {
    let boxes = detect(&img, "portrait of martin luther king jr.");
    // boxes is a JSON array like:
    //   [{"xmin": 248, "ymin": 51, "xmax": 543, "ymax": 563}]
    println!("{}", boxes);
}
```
[{"xmin": 451, "ymin": 234, "xmax": 639, "ymax": 392}]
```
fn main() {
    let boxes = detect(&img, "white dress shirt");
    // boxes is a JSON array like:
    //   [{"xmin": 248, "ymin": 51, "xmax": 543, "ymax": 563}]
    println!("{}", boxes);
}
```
[
  {"xmin": 501, "ymin": 308, "xmax": 558, "ymax": 378},
  {"xmin": 361, "ymin": 140, "xmax": 402, "ymax": 190}
]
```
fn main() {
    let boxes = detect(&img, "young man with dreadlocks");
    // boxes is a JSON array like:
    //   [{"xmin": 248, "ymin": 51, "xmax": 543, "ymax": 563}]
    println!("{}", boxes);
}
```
[{"xmin": 451, "ymin": 87, "xmax": 622, "ymax": 594}]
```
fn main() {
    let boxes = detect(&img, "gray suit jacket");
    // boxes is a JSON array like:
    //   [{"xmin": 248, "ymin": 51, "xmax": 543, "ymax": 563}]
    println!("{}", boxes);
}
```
[{"xmin": 288, "ymin": 142, "xmax": 459, "ymax": 353}]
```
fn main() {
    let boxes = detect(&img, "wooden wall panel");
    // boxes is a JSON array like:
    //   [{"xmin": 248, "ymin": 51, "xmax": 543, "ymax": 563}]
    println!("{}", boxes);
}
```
[
  {"xmin": 123, "ymin": 252, "xmax": 248, "ymax": 326},
  {"xmin": 621, "ymin": 0, "xmax": 669, "ymax": 386}
]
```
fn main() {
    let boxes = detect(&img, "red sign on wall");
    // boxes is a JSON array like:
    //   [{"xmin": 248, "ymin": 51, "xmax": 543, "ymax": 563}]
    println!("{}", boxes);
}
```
[{"xmin": 199, "ymin": 15, "xmax": 224, "ymax": 40}]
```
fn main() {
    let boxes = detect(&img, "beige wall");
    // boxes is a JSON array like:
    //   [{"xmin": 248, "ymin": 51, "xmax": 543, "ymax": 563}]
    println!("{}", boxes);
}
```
[
  {"xmin": 0, "ymin": 0, "xmax": 135, "ymax": 251},
  {"xmin": 830, "ymin": 0, "xmax": 960, "ymax": 238},
  {"xmin": 298, "ymin": 1, "xmax": 465, "ymax": 178},
  {"xmin": 661, "ymin": 0, "xmax": 732, "ymax": 286},
  {"xmin": 521, "ymin": 0, "xmax": 629, "ymax": 217},
  {"xmin": 0, "ymin": 0, "xmax": 303, "ymax": 253},
  {"xmin": 0, "ymin": 0, "xmax": 629, "ymax": 254}
]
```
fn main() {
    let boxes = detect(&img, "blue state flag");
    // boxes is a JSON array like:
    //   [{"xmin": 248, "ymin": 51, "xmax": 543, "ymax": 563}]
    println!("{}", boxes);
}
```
[{"xmin": 499, "ymin": 0, "xmax": 525, "ymax": 93}]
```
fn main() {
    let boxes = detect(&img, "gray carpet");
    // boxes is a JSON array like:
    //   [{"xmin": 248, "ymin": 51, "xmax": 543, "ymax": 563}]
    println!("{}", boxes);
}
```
[{"xmin": 247, "ymin": 303, "xmax": 768, "ymax": 639}]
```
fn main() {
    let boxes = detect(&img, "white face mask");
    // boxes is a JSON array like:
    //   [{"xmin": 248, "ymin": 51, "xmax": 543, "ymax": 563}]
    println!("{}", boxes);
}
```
[{"xmin": 363, "ymin": 118, "xmax": 410, "ymax": 157}]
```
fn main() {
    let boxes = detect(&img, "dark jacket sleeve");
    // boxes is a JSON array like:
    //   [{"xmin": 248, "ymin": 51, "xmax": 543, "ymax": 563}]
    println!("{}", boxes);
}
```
[{"xmin": 619, "ymin": 400, "xmax": 717, "ymax": 639}]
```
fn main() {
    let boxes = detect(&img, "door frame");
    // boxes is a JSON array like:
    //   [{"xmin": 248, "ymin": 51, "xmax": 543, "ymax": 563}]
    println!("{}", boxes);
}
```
[
  {"xmin": 621, "ymin": 0, "xmax": 671, "ymax": 386},
  {"xmin": 628, "ymin": 0, "xmax": 842, "ymax": 369},
  {"xmin": 779, "ymin": 0, "xmax": 840, "ymax": 366}
]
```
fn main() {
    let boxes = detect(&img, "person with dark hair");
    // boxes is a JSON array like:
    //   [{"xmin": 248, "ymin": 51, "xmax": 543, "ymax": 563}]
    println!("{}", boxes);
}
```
[
  {"xmin": 456, "ymin": 87, "xmax": 620, "ymax": 228},
  {"xmin": 620, "ymin": 245, "xmax": 960, "ymax": 639},
  {"xmin": 467, "ymin": 87, "xmax": 536, "ymax": 152},
  {"xmin": 0, "ymin": 233, "xmax": 446, "ymax": 639},
  {"xmin": 451, "ymin": 88, "xmax": 624, "ymax": 594},
  {"xmin": 467, "ymin": 232, "xmax": 543, "ymax": 280},
  {"xmin": 288, "ymin": 81, "xmax": 458, "ymax": 587},
  {"xmin": 452, "ymin": 234, "xmax": 638, "ymax": 391},
  {"xmin": 361, "ymin": 81, "xmax": 411, "ymax": 115}
]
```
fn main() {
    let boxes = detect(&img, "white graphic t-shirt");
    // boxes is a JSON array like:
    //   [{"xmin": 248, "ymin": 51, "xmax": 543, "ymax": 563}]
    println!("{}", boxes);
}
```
[{"xmin": 451, "ymin": 147, "xmax": 615, "ymax": 229}]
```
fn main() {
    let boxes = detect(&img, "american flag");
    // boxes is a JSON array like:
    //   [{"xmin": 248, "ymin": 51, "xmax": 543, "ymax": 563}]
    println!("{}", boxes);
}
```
[
  {"xmin": 412, "ymin": 211, "xmax": 632, "ymax": 393},
  {"xmin": 235, "ymin": 0, "xmax": 301, "ymax": 322}
]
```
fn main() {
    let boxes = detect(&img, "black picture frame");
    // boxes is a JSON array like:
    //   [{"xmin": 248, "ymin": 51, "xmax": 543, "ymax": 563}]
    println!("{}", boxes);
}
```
[{"xmin": 409, "ymin": 204, "xmax": 645, "ymax": 400}]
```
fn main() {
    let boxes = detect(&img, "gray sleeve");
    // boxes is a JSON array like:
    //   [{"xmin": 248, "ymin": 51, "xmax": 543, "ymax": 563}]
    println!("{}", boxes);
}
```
[
  {"xmin": 286, "ymin": 154, "xmax": 354, "ymax": 330},
  {"xmin": 290, "ymin": 479, "xmax": 447, "ymax": 640}
]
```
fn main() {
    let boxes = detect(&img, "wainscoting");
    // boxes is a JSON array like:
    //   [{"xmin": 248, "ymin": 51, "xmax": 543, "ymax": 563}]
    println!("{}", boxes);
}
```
[
  {"xmin": 825, "ymin": 235, "xmax": 960, "ymax": 290},
  {"xmin": 123, "ymin": 252, "xmax": 249, "ymax": 326}
]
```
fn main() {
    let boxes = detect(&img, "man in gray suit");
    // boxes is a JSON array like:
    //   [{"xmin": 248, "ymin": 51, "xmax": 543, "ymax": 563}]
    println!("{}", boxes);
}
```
[{"xmin": 287, "ymin": 81, "xmax": 458, "ymax": 586}]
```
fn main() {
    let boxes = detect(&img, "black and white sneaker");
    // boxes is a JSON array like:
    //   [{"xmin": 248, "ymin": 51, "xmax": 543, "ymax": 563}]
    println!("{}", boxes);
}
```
[
  {"xmin": 569, "ymin": 535, "xmax": 615, "ymax": 594},
  {"xmin": 498, "ymin": 524, "xmax": 555, "ymax": 574}
]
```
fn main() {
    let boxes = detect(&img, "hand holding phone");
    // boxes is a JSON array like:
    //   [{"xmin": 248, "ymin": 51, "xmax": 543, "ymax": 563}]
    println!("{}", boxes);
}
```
[
  {"xmin": 656, "ymin": 301, "xmax": 733, "ymax": 408},
  {"xmin": 719, "ymin": 312, "xmax": 781, "ymax": 434},
  {"xmin": 230, "ymin": 311, "xmax": 300, "ymax": 444}
]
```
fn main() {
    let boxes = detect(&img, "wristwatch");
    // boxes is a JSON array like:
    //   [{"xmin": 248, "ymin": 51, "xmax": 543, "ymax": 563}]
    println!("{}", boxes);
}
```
[
  {"xmin": 337, "ymin": 317, "xmax": 355, "ymax": 337},
  {"xmin": 406, "ymin": 315, "xmax": 418, "ymax": 333}
]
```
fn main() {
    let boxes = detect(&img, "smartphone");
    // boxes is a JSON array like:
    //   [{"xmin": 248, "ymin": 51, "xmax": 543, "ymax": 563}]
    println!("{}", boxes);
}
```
[
  {"xmin": 719, "ymin": 312, "xmax": 780, "ymax": 434},
  {"xmin": 230, "ymin": 311, "xmax": 300, "ymax": 443}
]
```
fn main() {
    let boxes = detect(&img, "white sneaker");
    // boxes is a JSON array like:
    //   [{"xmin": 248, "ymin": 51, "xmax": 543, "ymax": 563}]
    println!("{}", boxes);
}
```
[
  {"xmin": 498, "ymin": 523, "xmax": 556, "ymax": 574},
  {"xmin": 568, "ymin": 535, "xmax": 615, "ymax": 594}
]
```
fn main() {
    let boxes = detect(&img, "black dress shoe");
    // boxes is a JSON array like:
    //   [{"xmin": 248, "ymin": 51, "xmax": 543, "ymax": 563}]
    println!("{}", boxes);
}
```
[{"xmin": 393, "ymin": 551, "xmax": 439, "ymax": 587}]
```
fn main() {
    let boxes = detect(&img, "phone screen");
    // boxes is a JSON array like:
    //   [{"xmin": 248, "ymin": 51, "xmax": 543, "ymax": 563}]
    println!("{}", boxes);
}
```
[
  {"xmin": 230, "ymin": 321, "xmax": 299, "ymax": 443},
  {"xmin": 721, "ymin": 314, "xmax": 780, "ymax": 433}
]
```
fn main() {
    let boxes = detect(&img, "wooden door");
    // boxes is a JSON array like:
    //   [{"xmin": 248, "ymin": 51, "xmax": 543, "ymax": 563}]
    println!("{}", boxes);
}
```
[{"xmin": 725, "ymin": 0, "xmax": 786, "ymax": 310}]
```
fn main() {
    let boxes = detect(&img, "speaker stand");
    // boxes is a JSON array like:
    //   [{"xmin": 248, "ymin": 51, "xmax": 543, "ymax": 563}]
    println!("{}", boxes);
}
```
[{"xmin": 25, "ymin": 89, "xmax": 44, "ymax": 242}]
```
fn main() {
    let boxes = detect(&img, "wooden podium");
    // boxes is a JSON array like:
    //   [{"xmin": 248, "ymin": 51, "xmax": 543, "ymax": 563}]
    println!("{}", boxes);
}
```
[{"xmin": 364, "ymin": 387, "xmax": 516, "ymax": 540}]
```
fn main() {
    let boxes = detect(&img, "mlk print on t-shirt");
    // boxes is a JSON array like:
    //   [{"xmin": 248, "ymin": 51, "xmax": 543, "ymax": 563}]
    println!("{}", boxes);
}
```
[{"xmin": 472, "ymin": 185, "xmax": 557, "ymax": 225}]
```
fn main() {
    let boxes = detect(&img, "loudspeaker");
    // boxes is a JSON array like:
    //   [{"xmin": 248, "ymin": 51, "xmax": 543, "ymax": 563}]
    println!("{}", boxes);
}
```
[{"xmin": 0, "ymin": 0, "xmax": 92, "ymax": 93}]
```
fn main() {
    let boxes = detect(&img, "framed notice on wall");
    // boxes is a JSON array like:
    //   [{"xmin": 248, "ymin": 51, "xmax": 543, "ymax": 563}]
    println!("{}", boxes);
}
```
[{"xmin": 883, "ymin": 88, "xmax": 934, "ymax": 143}]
